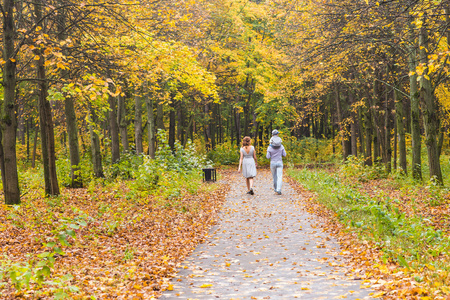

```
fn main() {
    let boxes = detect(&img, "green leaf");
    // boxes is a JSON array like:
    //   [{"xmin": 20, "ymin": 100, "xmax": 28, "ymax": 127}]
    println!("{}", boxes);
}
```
[
  {"xmin": 69, "ymin": 224, "xmax": 80, "ymax": 230},
  {"xmin": 397, "ymin": 255, "xmax": 410, "ymax": 270},
  {"xmin": 46, "ymin": 242, "xmax": 56, "ymax": 248},
  {"xmin": 54, "ymin": 247, "xmax": 65, "ymax": 255},
  {"xmin": 38, "ymin": 252, "xmax": 52, "ymax": 258}
]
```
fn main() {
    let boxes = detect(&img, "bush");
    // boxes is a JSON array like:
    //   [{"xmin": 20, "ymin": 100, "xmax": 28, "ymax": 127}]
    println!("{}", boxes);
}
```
[
  {"xmin": 104, "ymin": 151, "xmax": 143, "ymax": 180},
  {"xmin": 132, "ymin": 130, "xmax": 212, "ymax": 193},
  {"xmin": 207, "ymin": 142, "xmax": 239, "ymax": 165}
]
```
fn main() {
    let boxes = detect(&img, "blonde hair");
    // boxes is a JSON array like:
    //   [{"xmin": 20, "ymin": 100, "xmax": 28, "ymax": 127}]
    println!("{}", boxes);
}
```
[{"xmin": 242, "ymin": 136, "xmax": 251, "ymax": 147}]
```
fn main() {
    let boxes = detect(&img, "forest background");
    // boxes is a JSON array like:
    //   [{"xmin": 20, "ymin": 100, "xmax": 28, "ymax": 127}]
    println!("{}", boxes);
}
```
[{"xmin": 2, "ymin": 0, "xmax": 450, "ymax": 298}]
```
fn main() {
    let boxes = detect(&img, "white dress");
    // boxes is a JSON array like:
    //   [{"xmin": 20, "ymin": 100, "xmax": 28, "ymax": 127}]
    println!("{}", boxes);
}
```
[{"xmin": 241, "ymin": 146, "xmax": 257, "ymax": 178}]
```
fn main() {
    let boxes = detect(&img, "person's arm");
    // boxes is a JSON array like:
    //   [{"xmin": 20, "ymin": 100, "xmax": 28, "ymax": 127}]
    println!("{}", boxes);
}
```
[
  {"xmin": 282, "ymin": 146, "xmax": 287, "ymax": 157},
  {"xmin": 238, "ymin": 149, "xmax": 243, "ymax": 172},
  {"xmin": 253, "ymin": 146, "xmax": 257, "ymax": 167},
  {"xmin": 266, "ymin": 147, "xmax": 271, "ymax": 159}
]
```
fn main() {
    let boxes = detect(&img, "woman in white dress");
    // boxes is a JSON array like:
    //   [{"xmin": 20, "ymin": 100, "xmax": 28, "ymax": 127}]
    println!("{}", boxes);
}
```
[{"xmin": 238, "ymin": 136, "xmax": 257, "ymax": 195}]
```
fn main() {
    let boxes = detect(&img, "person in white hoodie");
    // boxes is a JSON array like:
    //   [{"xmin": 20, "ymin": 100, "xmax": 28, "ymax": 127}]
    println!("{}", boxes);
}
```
[{"xmin": 266, "ymin": 130, "xmax": 287, "ymax": 195}]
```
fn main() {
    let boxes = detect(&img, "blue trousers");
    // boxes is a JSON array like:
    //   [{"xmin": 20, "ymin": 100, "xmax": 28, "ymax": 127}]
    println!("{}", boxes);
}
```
[{"xmin": 270, "ymin": 161, "xmax": 283, "ymax": 193}]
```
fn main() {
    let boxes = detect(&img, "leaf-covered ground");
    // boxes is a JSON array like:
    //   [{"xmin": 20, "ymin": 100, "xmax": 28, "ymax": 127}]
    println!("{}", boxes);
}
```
[
  {"xmin": 287, "ymin": 168, "xmax": 450, "ymax": 299},
  {"xmin": 0, "ymin": 175, "xmax": 229, "ymax": 299}
]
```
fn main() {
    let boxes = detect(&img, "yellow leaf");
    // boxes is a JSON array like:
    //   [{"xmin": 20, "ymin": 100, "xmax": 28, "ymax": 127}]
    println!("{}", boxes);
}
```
[
  {"xmin": 36, "ymin": 26, "xmax": 42, "ymax": 32},
  {"xmin": 9, "ymin": 58, "xmax": 15, "ymax": 62},
  {"xmin": 133, "ymin": 284, "xmax": 141, "ymax": 290},
  {"xmin": 167, "ymin": 284, "xmax": 174, "ymax": 291},
  {"xmin": 200, "ymin": 284, "xmax": 213, "ymax": 288},
  {"xmin": 34, "ymin": 55, "xmax": 40, "ymax": 60},
  {"xmin": 371, "ymin": 291, "xmax": 386, "ymax": 297}
]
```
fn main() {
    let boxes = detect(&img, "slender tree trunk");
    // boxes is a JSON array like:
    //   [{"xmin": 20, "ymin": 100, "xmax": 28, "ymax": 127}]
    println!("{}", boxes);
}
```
[
  {"xmin": 409, "ymin": 23, "xmax": 422, "ymax": 179},
  {"xmin": 58, "ymin": 6, "xmax": 81, "ymax": 188},
  {"xmin": 117, "ymin": 94, "xmax": 129, "ymax": 152},
  {"xmin": 169, "ymin": 98, "xmax": 176, "ymax": 150},
  {"xmin": 134, "ymin": 91, "xmax": 143, "ymax": 154},
  {"xmin": 88, "ymin": 102, "xmax": 104, "ymax": 177},
  {"xmin": 419, "ymin": 23, "xmax": 443, "ymax": 183},
  {"xmin": 252, "ymin": 111, "xmax": 258, "ymax": 145},
  {"xmin": 145, "ymin": 88, "xmax": 155, "ymax": 158},
  {"xmin": 177, "ymin": 102, "xmax": 185, "ymax": 146},
  {"xmin": 211, "ymin": 103, "xmax": 216, "ymax": 149},
  {"xmin": 364, "ymin": 90, "xmax": 372, "ymax": 166},
  {"xmin": 18, "ymin": 109, "xmax": 25, "ymax": 145},
  {"xmin": 394, "ymin": 115, "xmax": 397, "ymax": 170},
  {"xmin": 1, "ymin": 0, "xmax": 20, "ymax": 204},
  {"xmin": 335, "ymin": 84, "xmax": 350, "ymax": 160},
  {"xmin": 64, "ymin": 95, "xmax": 82, "ymax": 188},
  {"xmin": 395, "ymin": 89, "xmax": 407, "ymax": 174},
  {"xmin": 108, "ymin": 92, "xmax": 120, "ymax": 163},
  {"xmin": 156, "ymin": 99, "xmax": 165, "ymax": 131},
  {"xmin": 36, "ymin": 1, "xmax": 59, "ymax": 196},
  {"xmin": 384, "ymin": 88, "xmax": 392, "ymax": 174},
  {"xmin": 234, "ymin": 108, "xmax": 241, "ymax": 147},
  {"xmin": 204, "ymin": 102, "xmax": 211, "ymax": 149},
  {"xmin": 26, "ymin": 117, "xmax": 30, "ymax": 162},
  {"xmin": 371, "ymin": 75, "xmax": 383, "ymax": 164},
  {"xmin": 349, "ymin": 88, "xmax": 357, "ymax": 157},
  {"xmin": 32, "ymin": 127, "xmax": 38, "ymax": 168}
]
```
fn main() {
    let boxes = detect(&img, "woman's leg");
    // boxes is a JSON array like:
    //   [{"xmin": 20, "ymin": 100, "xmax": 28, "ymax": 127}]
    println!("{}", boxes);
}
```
[
  {"xmin": 249, "ymin": 177, "xmax": 254, "ymax": 190},
  {"xmin": 246, "ymin": 178, "xmax": 250, "ymax": 191}
]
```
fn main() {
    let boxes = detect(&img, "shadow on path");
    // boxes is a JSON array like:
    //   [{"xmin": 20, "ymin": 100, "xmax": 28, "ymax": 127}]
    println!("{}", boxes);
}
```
[{"xmin": 160, "ymin": 170, "xmax": 376, "ymax": 299}]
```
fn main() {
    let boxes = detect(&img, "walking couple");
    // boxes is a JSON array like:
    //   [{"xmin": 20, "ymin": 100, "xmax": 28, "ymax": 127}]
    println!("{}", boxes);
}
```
[{"xmin": 238, "ymin": 130, "xmax": 287, "ymax": 195}]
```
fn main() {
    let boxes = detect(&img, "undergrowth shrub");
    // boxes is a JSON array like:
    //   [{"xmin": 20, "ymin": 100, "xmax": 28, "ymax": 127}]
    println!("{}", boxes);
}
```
[
  {"xmin": 207, "ymin": 142, "xmax": 239, "ymax": 165},
  {"xmin": 283, "ymin": 137, "xmax": 339, "ymax": 165},
  {"xmin": 340, "ymin": 155, "xmax": 386, "ymax": 182},
  {"xmin": 104, "ymin": 151, "xmax": 143, "ymax": 180},
  {"xmin": 56, "ymin": 157, "xmax": 94, "ymax": 187},
  {"xmin": 132, "ymin": 130, "xmax": 212, "ymax": 195}
]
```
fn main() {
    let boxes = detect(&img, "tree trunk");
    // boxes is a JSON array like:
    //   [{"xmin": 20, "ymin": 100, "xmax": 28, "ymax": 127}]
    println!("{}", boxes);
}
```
[
  {"xmin": 335, "ymin": 83, "xmax": 350, "ymax": 160},
  {"xmin": 204, "ymin": 102, "xmax": 211, "ymax": 149},
  {"xmin": 234, "ymin": 108, "xmax": 241, "ymax": 147},
  {"xmin": 64, "ymin": 95, "xmax": 82, "ymax": 188},
  {"xmin": 117, "ymin": 94, "xmax": 129, "ymax": 152},
  {"xmin": 156, "ymin": 99, "xmax": 165, "ymax": 131},
  {"xmin": 384, "ymin": 88, "xmax": 392, "ymax": 174},
  {"xmin": 32, "ymin": 126, "xmax": 38, "ymax": 168},
  {"xmin": 108, "ymin": 92, "xmax": 120, "ymax": 163},
  {"xmin": 134, "ymin": 92, "xmax": 143, "ymax": 154},
  {"xmin": 36, "ymin": 1, "xmax": 59, "ymax": 196},
  {"xmin": 1, "ymin": 0, "xmax": 21, "ymax": 204},
  {"xmin": 145, "ymin": 88, "xmax": 155, "ymax": 158},
  {"xmin": 57, "ymin": 6, "xmax": 81, "ymax": 188},
  {"xmin": 349, "ymin": 88, "xmax": 357, "ymax": 157},
  {"xmin": 169, "ymin": 98, "xmax": 176, "ymax": 150},
  {"xmin": 88, "ymin": 102, "xmax": 104, "ymax": 178},
  {"xmin": 395, "ymin": 89, "xmax": 407, "ymax": 174},
  {"xmin": 26, "ymin": 117, "xmax": 30, "ymax": 162},
  {"xmin": 419, "ymin": 24, "xmax": 443, "ymax": 183},
  {"xmin": 364, "ymin": 90, "xmax": 373, "ymax": 166},
  {"xmin": 177, "ymin": 102, "xmax": 185, "ymax": 146},
  {"xmin": 409, "ymin": 22, "xmax": 422, "ymax": 180}
]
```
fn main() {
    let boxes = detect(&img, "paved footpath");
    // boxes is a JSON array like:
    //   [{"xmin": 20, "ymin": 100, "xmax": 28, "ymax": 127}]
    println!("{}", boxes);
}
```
[{"xmin": 160, "ymin": 170, "xmax": 376, "ymax": 299}]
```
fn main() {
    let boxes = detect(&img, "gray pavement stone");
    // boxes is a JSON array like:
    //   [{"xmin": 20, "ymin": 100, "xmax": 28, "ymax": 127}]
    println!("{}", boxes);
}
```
[{"xmin": 160, "ymin": 170, "xmax": 376, "ymax": 299}]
